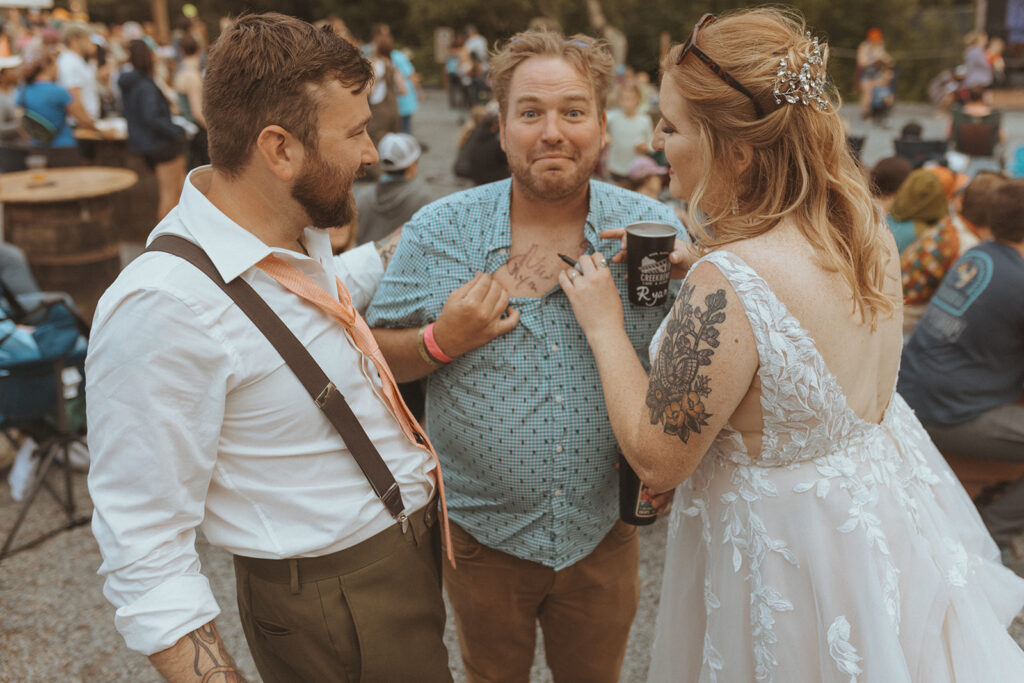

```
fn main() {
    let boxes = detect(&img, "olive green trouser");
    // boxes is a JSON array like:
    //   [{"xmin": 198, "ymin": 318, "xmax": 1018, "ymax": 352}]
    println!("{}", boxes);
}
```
[{"xmin": 233, "ymin": 500, "xmax": 451, "ymax": 682}]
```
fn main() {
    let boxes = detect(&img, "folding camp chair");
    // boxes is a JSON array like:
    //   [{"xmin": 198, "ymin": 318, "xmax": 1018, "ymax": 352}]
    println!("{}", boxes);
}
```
[
  {"xmin": 0, "ymin": 278, "xmax": 90, "ymax": 560},
  {"xmin": 951, "ymin": 109, "xmax": 1001, "ymax": 158},
  {"xmin": 894, "ymin": 139, "xmax": 948, "ymax": 168}
]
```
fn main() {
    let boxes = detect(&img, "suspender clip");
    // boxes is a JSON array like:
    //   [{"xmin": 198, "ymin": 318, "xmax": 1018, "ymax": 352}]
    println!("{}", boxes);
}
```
[{"xmin": 315, "ymin": 382, "xmax": 337, "ymax": 408}]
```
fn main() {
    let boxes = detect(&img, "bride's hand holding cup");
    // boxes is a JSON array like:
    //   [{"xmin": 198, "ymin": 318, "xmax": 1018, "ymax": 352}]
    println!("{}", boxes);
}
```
[
  {"xmin": 598, "ymin": 228, "xmax": 700, "ymax": 280},
  {"xmin": 558, "ymin": 253, "xmax": 623, "ymax": 342}
]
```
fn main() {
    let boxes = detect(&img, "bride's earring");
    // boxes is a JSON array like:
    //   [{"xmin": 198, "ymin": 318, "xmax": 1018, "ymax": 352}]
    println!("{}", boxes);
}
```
[{"xmin": 731, "ymin": 197, "xmax": 739, "ymax": 215}]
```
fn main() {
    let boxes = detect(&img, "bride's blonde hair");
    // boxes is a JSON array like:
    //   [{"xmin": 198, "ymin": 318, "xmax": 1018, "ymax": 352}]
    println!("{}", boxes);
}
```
[{"xmin": 662, "ymin": 8, "xmax": 896, "ymax": 325}]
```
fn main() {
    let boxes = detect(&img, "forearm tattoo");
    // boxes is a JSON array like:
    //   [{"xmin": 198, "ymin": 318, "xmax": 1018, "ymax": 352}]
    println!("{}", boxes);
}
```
[
  {"xmin": 646, "ymin": 284, "xmax": 727, "ymax": 443},
  {"xmin": 187, "ymin": 623, "xmax": 247, "ymax": 682},
  {"xmin": 376, "ymin": 232, "xmax": 401, "ymax": 271}
]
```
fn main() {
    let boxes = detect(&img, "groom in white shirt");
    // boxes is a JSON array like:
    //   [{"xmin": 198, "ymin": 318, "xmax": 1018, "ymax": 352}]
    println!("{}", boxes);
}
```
[{"xmin": 86, "ymin": 14, "xmax": 451, "ymax": 682}]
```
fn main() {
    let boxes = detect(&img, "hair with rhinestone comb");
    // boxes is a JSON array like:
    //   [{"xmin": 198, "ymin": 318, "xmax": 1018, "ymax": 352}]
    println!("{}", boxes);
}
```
[{"xmin": 660, "ymin": 7, "xmax": 896, "ymax": 326}]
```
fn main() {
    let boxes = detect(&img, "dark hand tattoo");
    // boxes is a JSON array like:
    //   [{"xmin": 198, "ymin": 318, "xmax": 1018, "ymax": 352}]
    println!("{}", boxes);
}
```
[
  {"xmin": 646, "ymin": 285, "xmax": 726, "ymax": 443},
  {"xmin": 187, "ymin": 623, "xmax": 248, "ymax": 682},
  {"xmin": 375, "ymin": 228, "xmax": 403, "ymax": 271}
]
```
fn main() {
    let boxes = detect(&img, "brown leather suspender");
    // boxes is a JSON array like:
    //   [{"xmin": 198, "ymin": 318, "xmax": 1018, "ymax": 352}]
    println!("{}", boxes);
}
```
[{"xmin": 145, "ymin": 235, "xmax": 408, "ymax": 527}]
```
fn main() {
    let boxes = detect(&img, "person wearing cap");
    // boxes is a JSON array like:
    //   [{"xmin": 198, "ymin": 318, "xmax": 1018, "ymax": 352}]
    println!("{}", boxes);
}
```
[
  {"xmin": 626, "ymin": 155, "xmax": 667, "ymax": 199},
  {"xmin": 354, "ymin": 132, "xmax": 436, "ymax": 246},
  {"xmin": 900, "ymin": 170, "xmax": 1004, "ymax": 335},
  {"xmin": 887, "ymin": 168, "xmax": 949, "ymax": 252}
]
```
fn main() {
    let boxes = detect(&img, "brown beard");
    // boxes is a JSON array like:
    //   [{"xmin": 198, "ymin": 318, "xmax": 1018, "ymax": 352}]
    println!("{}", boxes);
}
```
[
  {"xmin": 291, "ymin": 148, "xmax": 358, "ymax": 229},
  {"xmin": 507, "ymin": 144, "xmax": 598, "ymax": 202}
]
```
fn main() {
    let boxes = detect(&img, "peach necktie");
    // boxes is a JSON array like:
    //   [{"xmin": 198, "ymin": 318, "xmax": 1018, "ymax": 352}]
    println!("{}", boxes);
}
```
[{"xmin": 257, "ymin": 254, "xmax": 453, "ymax": 565}]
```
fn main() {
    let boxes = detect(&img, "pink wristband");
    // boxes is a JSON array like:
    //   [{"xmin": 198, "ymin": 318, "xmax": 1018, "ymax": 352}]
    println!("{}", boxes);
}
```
[{"xmin": 423, "ymin": 323, "xmax": 455, "ymax": 363}]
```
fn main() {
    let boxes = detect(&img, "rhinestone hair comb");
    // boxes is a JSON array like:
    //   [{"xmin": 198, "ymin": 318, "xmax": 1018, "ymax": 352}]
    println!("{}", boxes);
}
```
[{"xmin": 772, "ymin": 34, "xmax": 829, "ymax": 111}]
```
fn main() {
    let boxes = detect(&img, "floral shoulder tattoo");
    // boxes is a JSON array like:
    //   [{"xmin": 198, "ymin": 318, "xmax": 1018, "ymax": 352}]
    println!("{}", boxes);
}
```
[{"xmin": 646, "ymin": 284, "xmax": 727, "ymax": 444}]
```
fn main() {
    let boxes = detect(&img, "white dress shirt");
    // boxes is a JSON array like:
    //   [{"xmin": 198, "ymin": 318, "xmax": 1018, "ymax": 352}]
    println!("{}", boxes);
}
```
[{"xmin": 86, "ymin": 167, "xmax": 434, "ymax": 655}]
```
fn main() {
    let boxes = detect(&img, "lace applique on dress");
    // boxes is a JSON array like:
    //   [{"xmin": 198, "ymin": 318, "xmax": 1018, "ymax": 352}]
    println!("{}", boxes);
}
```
[
  {"xmin": 826, "ymin": 616, "xmax": 862, "ymax": 683},
  {"xmin": 646, "ymin": 250, "xmax": 1024, "ymax": 683}
]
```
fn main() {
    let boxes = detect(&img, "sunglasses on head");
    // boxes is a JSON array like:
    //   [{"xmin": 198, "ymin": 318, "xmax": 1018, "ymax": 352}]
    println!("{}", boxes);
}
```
[{"xmin": 676, "ymin": 13, "xmax": 765, "ymax": 119}]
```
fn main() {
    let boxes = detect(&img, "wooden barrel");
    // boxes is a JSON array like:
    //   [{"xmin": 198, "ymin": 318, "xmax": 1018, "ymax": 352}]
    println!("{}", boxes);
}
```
[
  {"xmin": 87, "ymin": 138, "xmax": 159, "ymax": 244},
  {"xmin": 1, "ymin": 167, "xmax": 138, "ymax": 321}
]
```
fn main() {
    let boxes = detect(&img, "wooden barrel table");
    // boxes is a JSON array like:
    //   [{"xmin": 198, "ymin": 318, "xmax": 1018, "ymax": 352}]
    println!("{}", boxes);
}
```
[
  {"xmin": 1, "ymin": 167, "xmax": 138, "ymax": 321},
  {"xmin": 76, "ymin": 124, "xmax": 159, "ymax": 244}
]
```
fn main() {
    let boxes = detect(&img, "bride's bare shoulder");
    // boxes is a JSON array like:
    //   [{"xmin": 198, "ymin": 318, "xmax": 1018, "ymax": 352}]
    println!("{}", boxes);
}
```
[{"xmin": 712, "ymin": 229, "xmax": 817, "ymax": 280}]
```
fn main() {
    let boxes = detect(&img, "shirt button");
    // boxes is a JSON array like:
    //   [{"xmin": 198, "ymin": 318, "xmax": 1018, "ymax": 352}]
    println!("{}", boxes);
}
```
[
  {"xmin": 553, "ymin": 395, "xmax": 563, "ymax": 404},
  {"xmin": 555, "ymin": 444, "xmax": 564, "ymax": 454},
  {"xmin": 554, "ymin": 488, "xmax": 563, "ymax": 497},
  {"xmin": 550, "ymin": 343, "xmax": 559, "ymax": 353}
]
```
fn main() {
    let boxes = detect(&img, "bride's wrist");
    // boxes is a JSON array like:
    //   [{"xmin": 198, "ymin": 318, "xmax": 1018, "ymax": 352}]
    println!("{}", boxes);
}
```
[{"xmin": 584, "ymin": 323, "xmax": 628, "ymax": 355}]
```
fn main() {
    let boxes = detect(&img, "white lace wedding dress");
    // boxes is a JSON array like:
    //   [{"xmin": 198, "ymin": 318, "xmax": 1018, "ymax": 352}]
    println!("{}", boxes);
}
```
[{"xmin": 647, "ymin": 250, "xmax": 1024, "ymax": 682}]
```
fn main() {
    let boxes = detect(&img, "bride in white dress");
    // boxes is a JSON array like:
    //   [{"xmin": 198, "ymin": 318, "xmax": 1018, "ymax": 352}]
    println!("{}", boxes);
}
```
[{"xmin": 559, "ymin": 8, "xmax": 1024, "ymax": 682}]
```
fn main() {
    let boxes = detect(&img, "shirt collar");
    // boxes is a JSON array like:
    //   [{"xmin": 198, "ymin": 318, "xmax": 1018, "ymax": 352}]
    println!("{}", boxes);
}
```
[
  {"xmin": 958, "ymin": 214, "xmax": 983, "ymax": 240},
  {"xmin": 483, "ymin": 178, "xmax": 604, "ymax": 259},
  {"xmin": 158, "ymin": 166, "xmax": 334, "ymax": 284}
]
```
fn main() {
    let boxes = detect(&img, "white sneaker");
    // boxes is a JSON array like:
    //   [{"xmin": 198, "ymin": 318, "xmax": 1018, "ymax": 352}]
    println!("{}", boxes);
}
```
[
  {"xmin": 64, "ymin": 439, "xmax": 89, "ymax": 471},
  {"xmin": 7, "ymin": 437, "xmax": 39, "ymax": 502}
]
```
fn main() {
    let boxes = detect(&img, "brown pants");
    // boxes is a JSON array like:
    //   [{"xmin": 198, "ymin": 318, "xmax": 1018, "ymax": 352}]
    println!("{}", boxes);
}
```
[
  {"xmin": 233, "ymin": 501, "xmax": 451, "ymax": 683},
  {"xmin": 444, "ymin": 521, "xmax": 640, "ymax": 683}
]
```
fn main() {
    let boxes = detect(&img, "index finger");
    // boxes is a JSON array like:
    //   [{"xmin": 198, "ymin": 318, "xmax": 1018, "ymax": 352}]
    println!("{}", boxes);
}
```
[
  {"xmin": 599, "ymin": 228, "xmax": 626, "ymax": 241},
  {"xmin": 464, "ymin": 270, "xmax": 491, "ymax": 293}
]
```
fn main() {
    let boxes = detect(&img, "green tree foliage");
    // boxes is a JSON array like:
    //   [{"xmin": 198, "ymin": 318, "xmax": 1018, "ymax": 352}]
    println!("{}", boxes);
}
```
[{"xmin": 86, "ymin": 0, "xmax": 974, "ymax": 101}]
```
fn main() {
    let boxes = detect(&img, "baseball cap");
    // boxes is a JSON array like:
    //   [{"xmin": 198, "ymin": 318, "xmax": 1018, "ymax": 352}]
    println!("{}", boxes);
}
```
[
  {"xmin": 378, "ymin": 133, "xmax": 421, "ymax": 172},
  {"xmin": 627, "ymin": 156, "xmax": 668, "ymax": 182}
]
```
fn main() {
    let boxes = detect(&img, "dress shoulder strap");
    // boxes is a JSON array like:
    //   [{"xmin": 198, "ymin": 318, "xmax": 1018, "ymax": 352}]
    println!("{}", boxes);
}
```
[{"xmin": 692, "ymin": 250, "xmax": 781, "ymax": 351}]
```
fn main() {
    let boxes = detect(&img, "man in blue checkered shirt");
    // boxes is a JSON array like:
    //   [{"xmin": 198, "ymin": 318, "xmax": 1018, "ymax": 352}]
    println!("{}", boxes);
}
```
[{"xmin": 367, "ymin": 30, "xmax": 684, "ymax": 681}]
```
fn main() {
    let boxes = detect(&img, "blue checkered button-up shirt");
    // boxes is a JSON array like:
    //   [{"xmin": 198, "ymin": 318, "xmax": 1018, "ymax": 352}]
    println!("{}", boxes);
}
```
[{"xmin": 366, "ymin": 178, "xmax": 685, "ymax": 569}]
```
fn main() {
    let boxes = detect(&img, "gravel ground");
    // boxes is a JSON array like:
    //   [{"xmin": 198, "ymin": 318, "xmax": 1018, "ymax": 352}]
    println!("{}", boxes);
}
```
[
  {"xmin": 0, "ymin": 464, "xmax": 666, "ymax": 682},
  {"xmin": 3, "ymin": 91, "xmax": 1024, "ymax": 682}
]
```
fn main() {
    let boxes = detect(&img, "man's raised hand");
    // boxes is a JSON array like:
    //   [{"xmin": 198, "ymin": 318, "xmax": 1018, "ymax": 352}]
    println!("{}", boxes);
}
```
[{"xmin": 432, "ymin": 271, "xmax": 520, "ymax": 358}]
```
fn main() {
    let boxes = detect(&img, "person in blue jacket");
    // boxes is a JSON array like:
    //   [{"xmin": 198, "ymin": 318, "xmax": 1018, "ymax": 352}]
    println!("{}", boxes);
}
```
[{"xmin": 119, "ymin": 39, "xmax": 185, "ymax": 220}]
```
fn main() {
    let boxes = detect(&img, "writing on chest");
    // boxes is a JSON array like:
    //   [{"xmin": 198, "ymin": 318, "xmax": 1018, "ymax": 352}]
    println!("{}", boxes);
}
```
[{"xmin": 492, "ymin": 238, "xmax": 589, "ymax": 298}]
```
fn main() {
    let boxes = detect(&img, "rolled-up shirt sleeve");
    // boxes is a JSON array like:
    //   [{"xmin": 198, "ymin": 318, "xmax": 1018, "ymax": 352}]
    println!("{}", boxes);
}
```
[
  {"xmin": 86, "ymin": 286, "xmax": 234, "ymax": 655},
  {"xmin": 365, "ymin": 213, "xmax": 452, "ymax": 328},
  {"xmin": 333, "ymin": 241, "xmax": 384, "ymax": 314}
]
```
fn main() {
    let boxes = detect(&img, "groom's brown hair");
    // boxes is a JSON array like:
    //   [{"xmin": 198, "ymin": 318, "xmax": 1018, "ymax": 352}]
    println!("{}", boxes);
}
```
[{"xmin": 203, "ymin": 12, "xmax": 373, "ymax": 177}]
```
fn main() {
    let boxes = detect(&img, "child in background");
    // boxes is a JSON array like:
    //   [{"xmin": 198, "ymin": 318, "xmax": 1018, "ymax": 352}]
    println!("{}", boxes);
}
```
[
  {"xmin": 635, "ymin": 70, "xmax": 655, "ymax": 116},
  {"xmin": 605, "ymin": 83, "xmax": 652, "ymax": 185},
  {"xmin": 869, "ymin": 58, "xmax": 896, "ymax": 123},
  {"xmin": 626, "ymin": 155, "xmax": 667, "ymax": 199}
]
